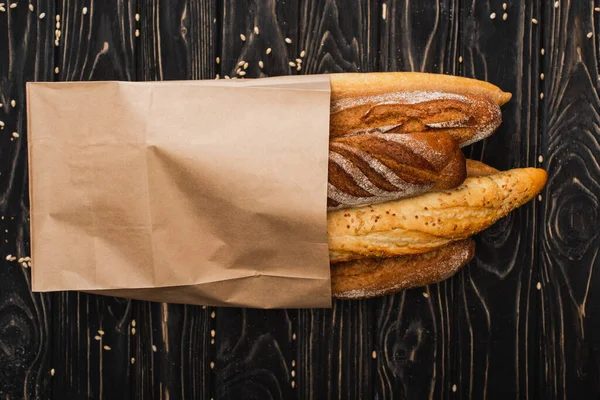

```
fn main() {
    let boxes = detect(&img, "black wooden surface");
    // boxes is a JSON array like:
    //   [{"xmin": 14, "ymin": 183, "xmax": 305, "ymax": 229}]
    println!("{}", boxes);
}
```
[{"xmin": 1, "ymin": 0, "xmax": 599, "ymax": 399}]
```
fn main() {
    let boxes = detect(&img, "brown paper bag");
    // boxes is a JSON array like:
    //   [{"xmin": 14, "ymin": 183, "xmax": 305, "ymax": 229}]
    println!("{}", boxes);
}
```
[{"xmin": 27, "ymin": 75, "xmax": 332, "ymax": 308}]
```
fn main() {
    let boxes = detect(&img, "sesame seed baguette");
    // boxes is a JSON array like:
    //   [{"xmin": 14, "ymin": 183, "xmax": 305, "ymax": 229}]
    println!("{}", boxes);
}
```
[
  {"xmin": 327, "ymin": 167, "xmax": 547, "ymax": 263},
  {"xmin": 331, "ymin": 238, "xmax": 475, "ymax": 300}
]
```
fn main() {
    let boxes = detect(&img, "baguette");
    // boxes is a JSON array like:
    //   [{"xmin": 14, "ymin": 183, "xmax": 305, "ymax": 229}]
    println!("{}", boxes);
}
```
[
  {"xmin": 330, "ymin": 91, "xmax": 502, "ymax": 147},
  {"xmin": 466, "ymin": 159, "xmax": 500, "ymax": 177},
  {"xmin": 327, "ymin": 132, "xmax": 466, "ymax": 210},
  {"xmin": 330, "ymin": 72, "xmax": 512, "ymax": 106},
  {"xmin": 328, "ymin": 167, "xmax": 547, "ymax": 262},
  {"xmin": 331, "ymin": 238, "xmax": 475, "ymax": 299}
]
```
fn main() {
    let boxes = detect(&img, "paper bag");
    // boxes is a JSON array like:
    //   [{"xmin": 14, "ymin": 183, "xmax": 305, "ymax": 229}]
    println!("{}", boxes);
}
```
[{"xmin": 27, "ymin": 75, "xmax": 332, "ymax": 308}]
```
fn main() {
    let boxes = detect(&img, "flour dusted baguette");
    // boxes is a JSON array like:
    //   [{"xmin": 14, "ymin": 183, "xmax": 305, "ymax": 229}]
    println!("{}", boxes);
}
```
[
  {"xmin": 327, "ymin": 132, "xmax": 466, "ymax": 210},
  {"xmin": 330, "ymin": 72, "xmax": 512, "ymax": 106},
  {"xmin": 331, "ymin": 239, "xmax": 475, "ymax": 299},
  {"xmin": 329, "ymin": 73, "xmax": 510, "ymax": 147},
  {"xmin": 327, "ymin": 167, "xmax": 547, "ymax": 262}
]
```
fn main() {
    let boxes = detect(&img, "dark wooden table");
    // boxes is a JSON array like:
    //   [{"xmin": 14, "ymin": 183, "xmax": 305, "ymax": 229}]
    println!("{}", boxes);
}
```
[{"xmin": 1, "ymin": 0, "xmax": 599, "ymax": 399}]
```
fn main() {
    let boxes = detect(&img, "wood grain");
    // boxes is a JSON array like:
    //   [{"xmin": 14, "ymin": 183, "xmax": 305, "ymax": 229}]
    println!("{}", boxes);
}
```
[
  {"xmin": 458, "ymin": 0, "xmax": 541, "ymax": 398},
  {"xmin": 0, "ymin": 0, "xmax": 54, "ymax": 399},
  {"xmin": 374, "ymin": 1, "xmax": 460, "ymax": 399},
  {"xmin": 540, "ymin": 1, "xmax": 600, "ymax": 398}
]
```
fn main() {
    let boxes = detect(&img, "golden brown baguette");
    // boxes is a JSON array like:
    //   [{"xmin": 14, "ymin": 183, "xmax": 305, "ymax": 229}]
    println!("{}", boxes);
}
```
[
  {"xmin": 328, "ymin": 167, "xmax": 547, "ymax": 262},
  {"xmin": 329, "ymin": 92, "xmax": 502, "ymax": 147},
  {"xmin": 330, "ymin": 72, "xmax": 512, "ymax": 106},
  {"xmin": 327, "ymin": 132, "xmax": 466, "ymax": 210},
  {"xmin": 331, "ymin": 239, "xmax": 475, "ymax": 299},
  {"xmin": 466, "ymin": 159, "xmax": 500, "ymax": 177}
]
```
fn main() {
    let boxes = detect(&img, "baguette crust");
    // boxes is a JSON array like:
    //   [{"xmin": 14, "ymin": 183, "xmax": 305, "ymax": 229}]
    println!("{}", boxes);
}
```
[
  {"xmin": 328, "ymin": 132, "xmax": 466, "ymax": 209},
  {"xmin": 331, "ymin": 239, "xmax": 475, "ymax": 299},
  {"xmin": 328, "ymin": 168, "xmax": 547, "ymax": 262},
  {"xmin": 330, "ymin": 72, "xmax": 512, "ymax": 106},
  {"xmin": 330, "ymin": 91, "xmax": 502, "ymax": 147},
  {"xmin": 466, "ymin": 159, "xmax": 500, "ymax": 177}
]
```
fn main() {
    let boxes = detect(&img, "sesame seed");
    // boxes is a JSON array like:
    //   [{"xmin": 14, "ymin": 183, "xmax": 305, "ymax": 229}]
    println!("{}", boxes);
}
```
[
  {"xmin": 210, "ymin": 338, "xmax": 215, "ymax": 344},
  {"xmin": 28, "ymin": 3, "xmax": 32, "ymax": 11},
  {"xmin": 502, "ymin": 13, "xmax": 507, "ymax": 20},
  {"xmin": 538, "ymin": 195, "xmax": 542, "ymax": 201},
  {"xmin": 238, "ymin": 70, "xmax": 246, "ymax": 76},
  {"xmin": 458, "ymin": 56, "xmax": 463, "ymax": 63},
  {"xmin": 254, "ymin": 26, "xmax": 259, "ymax": 35},
  {"xmin": 5, "ymin": 254, "xmax": 11, "ymax": 261},
  {"xmin": 11, "ymin": 99, "xmax": 16, "ymax": 107},
  {"xmin": 532, "ymin": 18, "xmax": 538, "ymax": 24},
  {"xmin": 214, "ymin": 74, "xmax": 219, "ymax": 79},
  {"xmin": 0, "ymin": 121, "xmax": 4, "ymax": 128},
  {"xmin": 240, "ymin": 33, "xmax": 246, "ymax": 41},
  {"xmin": 12, "ymin": 132, "xmax": 19, "ymax": 138},
  {"xmin": 38, "ymin": 12, "xmax": 45, "ymax": 19},
  {"xmin": 538, "ymin": 155, "xmax": 543, "ymax": 163},
  {"xmin": 291, "ymin": 381, "xmax": 296, "ymax": 389},
  {"xmin": 211, "ymin": 311, "xmax": 216, "ymax": 318},
  {"xmin": 541, "ymin": 48, "xmax": 545, "ymax": 55},
  {"xmin": 18, "ymin": 258, "xmax": 24, "ymax": 263},
  {"xmin": 21, "ymin": 262, "xmax": 28, "ymax": 268},
  {"xmin": 152, "ymin": 345, "xmax": 157, "ymax": 352},
  {"xmin": 540, "ymin": 93, "xmax": 544, "ymax": 99},
  {"xmin": 452, "ymin": 384, "xmax": 457, "ymax": 392},
  {"xmin": 131, "ymin": 319, "xmax": 136, "ymax": 327},
  {"xmin": 82, "ymin": 7, "xmax": 87, "ymax": 14},
  {"xmin": 292, "ymin": 360, "xmax": 296, "ymax": 367},
  {"xmin": 288, "ymin": 61, "xmax": 296, "ymax": 67},
  {"xmin": 131, "ymin": 327, "xmax": 136, "ymax": 335},
  {"xmin": 285, "ymin": 37, "xmax": 292, "ymax": 44},
  {"xmin": 224, "ymin": 75, "xmax": 230, "ymax": 79},
  {"xmin": 266, "ymin": 47, "xmax": 272, "ymax": 54},
  {"xmin": 596, "ymin": 7, "xmax": 600, "ymax": 12},
  {"xmin": 54, "ymin": 66, "xmax": 59, "ymax": 74},
  {"xmin": 540, "ymin": 73, "xmax": 544, "ymax": 80},
  {"xmin": 422, "ymin": 292, "xmax": 430, "ymax": 298},
  {"xmin": 135, "ymin": 29, "xmax": 140, "ymax": 37},
  {"xmin": 536, "ymin": 282, "xmax": 542, "ymax": 290},
  {"xmin": 98, "ymin": 330, "xmax": 105, "ymax": 336},
  {"xmin": 490, "ymin": 12, "xmax": 496, "ymax": 19},
  {"xmin": 292, "ymin": 333, "xmax": 297, "ymax": 340},
  {"xmin": 295, "ymin": 58, "xmax": 302, "ymax": 63},
  {"xmin": 55, "ymin": 30, "xmax": 61, "ymax": 38},
  {"xmin": 0, "ymin": 5, "xmax": 5, "ymax": 12},
  {"xmin": 210, "ymin": 361, "xmax": 215, "ymax": 369},
  {"xmin": 216, "ymin": 57, "xmax": 220, "ymax": 64},
  {"xmin": 382, "ymin": 3, "xmax": 387, "ymax": 20},
  {"xmin": 258, "ymin": 60, "xmax": 264, "ymax": 69},
  {"xmin": 554, "ymin": 1, "xmax": 559, "ymax": 8},
  {"xmin": 55, "ymin": 14, "xmax": 59, "ymax": 21},
  {"xmin": 210, "ymin": 330, "xmax": 215, "ymax": 337},
  {"xmin": 135, "ymin": 13, "xmax": 140, "ymax": 21},
  {"xmin": 291, "ymin": 370, "xmax": 295, "ymax": 377},
  {"xmin": 300, "ymin": 50, "xmax": 306, "ymax": 57},
  {"xmin": 237, "ymin": 60, "xmax": 245, "ymax": 66},
  {"xmin": 103, "ymin": 345, "xmax": 111, "ymax": 351},
  {"xmin": 55, "ymin": 21, "xmax": 60, "ymax": 28},
  {"xmin": 502, "ymin": 3, "xmax": 507, "ymax": 10},
  {"xmin": 94, "ymin": 335, "xmax": 101, "ymax": 340},
  {"xmin": 243, "ymin": 62, "xmax": 248, "ymax": 69},
  {"xmin": 50, "ymin": 368, "xmax": 55, "ymax": 376},
  {"xmin": 10, "ymin": 3, "xmax": 17, "ymax": 9},
  {"xmin": 296, "ymin": 64, "xmax": 301, "ymax": 71},
  {"xmin": 587, "ymin": 32, "xmax": 593, "ymax": 38},
  {"xmin": 372, "ymin": 351, "xmax": 377, "ymax": 359},
  {"xmin": 131, "ymin": 357, "xmax": 135, "ymax": 364}
]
